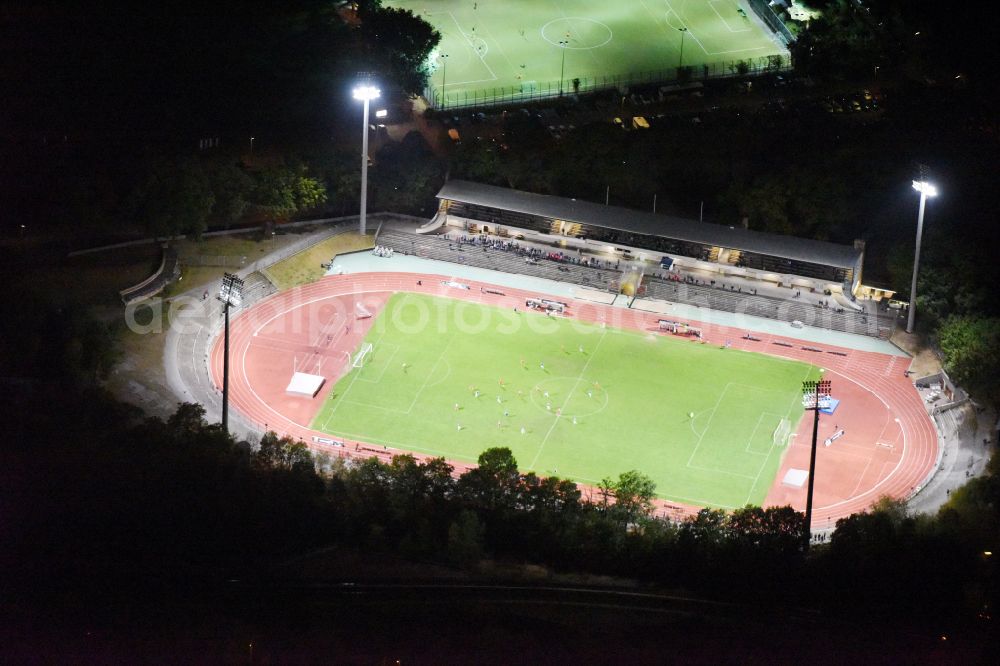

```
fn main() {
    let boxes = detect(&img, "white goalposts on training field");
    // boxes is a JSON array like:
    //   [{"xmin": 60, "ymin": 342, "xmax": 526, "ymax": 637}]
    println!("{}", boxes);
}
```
[
  {"xmin": 772, "ymin": 418, "xmax": 791, "ymax": 446},
  {"xmin": 352, "ymin": 342, "xmax": 374, "ymax": 368}
]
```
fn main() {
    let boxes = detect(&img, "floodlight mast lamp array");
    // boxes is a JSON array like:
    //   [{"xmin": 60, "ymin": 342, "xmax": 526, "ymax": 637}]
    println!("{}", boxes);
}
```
[
  {"xmin": 218, "ymin": 273, "xmax": 244, "ymax": 434},
  {"xmin": 907, "ymin": 179, "xmax": 938, "ymax": 334},
  {"xmin": 801, "ymin": 379, "xmax": 831, "ymax": 550},
  {"xmin": 353, "ymin": 84, "xmax": 380, "ymax": 236}
]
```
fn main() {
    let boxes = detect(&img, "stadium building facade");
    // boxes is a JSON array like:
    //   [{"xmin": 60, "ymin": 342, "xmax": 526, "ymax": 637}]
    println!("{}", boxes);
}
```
[{"xmin": 431, "ymin": 180, "xmax": 866, "ymax": 296}]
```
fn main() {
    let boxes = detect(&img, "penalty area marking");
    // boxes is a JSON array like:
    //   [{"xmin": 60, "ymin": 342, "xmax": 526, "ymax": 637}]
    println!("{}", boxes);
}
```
[
  {"xmin": 341, "ymin": 357, "xmax": 453, "ymax": 416},
  {"xmin": 323, "ymin": 338, "xmax": 454, "ymax": 424},
  {"xmin": 355, "ymin": 342, "xmax": 401, "ymax": 384},
  {"xmin": 709, "ymin": 0, "xmax": 752, "ymax": 33},
  {"xmin": 425, "ymin": 11, "xmax": 499, "ymax": 85},
  {"xmin": 744, "ymin": 411, "xmax": 787, "ymax": 455},
  {"xmin": 685, "ymin": 383, "xmax": 790, "ymax": 485},
  {"xmin": 449, "ymin": 11, "xmax": 498, "ymax": 81},
  {"xmin": 318, "ymin": 330, "xmax": 388, "ymax": 431}
]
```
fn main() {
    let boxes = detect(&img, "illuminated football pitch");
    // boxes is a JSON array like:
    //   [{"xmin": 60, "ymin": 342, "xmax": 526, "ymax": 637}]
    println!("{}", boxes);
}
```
[
  {"xmin": 391, "ymin": 0, "xmax": 787, "ymax": 107},
  {"xmin": 312, "ymin": 293, "xmax": 818, "ymax": 508}
]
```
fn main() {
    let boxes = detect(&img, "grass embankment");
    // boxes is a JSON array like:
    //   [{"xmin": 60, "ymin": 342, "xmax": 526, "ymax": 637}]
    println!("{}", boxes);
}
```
[{"xmin": 264, "ymin": 232, "xmax": 374, "ymax": 291}]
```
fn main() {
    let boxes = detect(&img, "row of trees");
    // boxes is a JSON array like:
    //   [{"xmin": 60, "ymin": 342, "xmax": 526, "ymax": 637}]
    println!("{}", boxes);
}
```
[
  {"xmin": 105, "ymin": 123, "xmax": 447, "ymax": 237},
  {"xmin": 120, "ymin": 130, "xmax": 448, "ymax": 237},
  {"xmin": 6, "ymin": 389, "xmax": 994, "ymax": 630},
  {"xmin": 121, "ymin": 158, "xmax": 328, "ymax": 238}
]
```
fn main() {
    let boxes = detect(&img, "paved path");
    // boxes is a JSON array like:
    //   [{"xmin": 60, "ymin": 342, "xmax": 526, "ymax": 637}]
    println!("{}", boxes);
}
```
[
  {"xmin": 163, "ymin": 222, "xmax": 361, "ymax": 441},
  {"xmin": 907, "ymin": 401, "xmax": 994, "ymax": 515}
]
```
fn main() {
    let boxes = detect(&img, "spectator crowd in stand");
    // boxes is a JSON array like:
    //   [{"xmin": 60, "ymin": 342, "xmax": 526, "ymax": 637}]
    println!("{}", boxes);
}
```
[{"xmin": 445, "ymin": 233, "xmax": 620, "ymax": 270}]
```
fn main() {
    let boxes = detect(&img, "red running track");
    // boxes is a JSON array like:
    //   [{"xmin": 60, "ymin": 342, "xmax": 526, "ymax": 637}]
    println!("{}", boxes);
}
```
[{"xmin": 209, "ymin": 272, "xmax": 937, "ymax": 528}]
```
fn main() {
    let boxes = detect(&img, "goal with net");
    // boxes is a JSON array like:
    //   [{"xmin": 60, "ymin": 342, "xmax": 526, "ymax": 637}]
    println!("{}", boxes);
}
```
[
  {"xmin": 352, "ymin": 342, "xmax": 374, "ymax": 369},
  {"xmin": 772, "ymin": 418, "xmax": 791, "ymax": 446}
]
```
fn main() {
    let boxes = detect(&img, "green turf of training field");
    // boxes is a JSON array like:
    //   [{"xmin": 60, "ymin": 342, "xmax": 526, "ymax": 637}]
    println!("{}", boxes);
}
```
[
  {"xmin": 389, "ymin": 0, "xmax": 788, "ymax": 107},
  {"xmin": 312, "ymin": 293, "xmax": 819, "ymax": 508}
]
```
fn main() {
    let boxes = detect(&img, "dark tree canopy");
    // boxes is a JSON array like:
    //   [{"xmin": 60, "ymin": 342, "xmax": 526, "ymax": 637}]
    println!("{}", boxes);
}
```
[
  {"xmin": 937, "ymin": 317, "xmax": 1000, "ymax": 404},
  {"xmin": 123, "ymin": 158, "xmax": 215, "ymax": 238},
  {"xmin": 360, "ymin": 6, "xmax": 440, "ymax": 93}
]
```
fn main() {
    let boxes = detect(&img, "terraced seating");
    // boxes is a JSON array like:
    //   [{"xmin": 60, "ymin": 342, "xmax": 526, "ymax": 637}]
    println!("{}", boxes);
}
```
[
  {"xmin": 241, "ymin": 271, "xmax": 277, "ymax": 307},
  {"xmin": 377, "ymin": 227, "xmax": 892, "ymax": 338},
  {"xmin": 376, "ymin": 228, "xmax": 621, "ymax": 292},
  {"xmin": 643, "ymin": 276, "xmax": 886, "ymax": 337}
]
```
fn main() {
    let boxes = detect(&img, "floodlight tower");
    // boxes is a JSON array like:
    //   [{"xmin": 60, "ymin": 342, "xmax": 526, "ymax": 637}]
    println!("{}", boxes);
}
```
[
  {"xmin": 801, "ymin": 379, "xmax": 831, "ymax": 550},
  {"xmin": 352, "ymin": 82, "xmax": 380, "ymax": 236},
  {"xmin": 218, "ymin": 272, "xmax": 244, "ymax": 434},
  {"xmin": 439, "ymin": 53, "xmax": 449, "ymax": 109},
  {"xmin": 907, "ymin": 176, "xmax": 938, "ymax": 334},
  {"xmin": 558, "ymin": 40, "xmax": 569, "ymax": 96},
  {"xmin": 677, "ymin": 27, "xmax": 688, "ymax": 69}
]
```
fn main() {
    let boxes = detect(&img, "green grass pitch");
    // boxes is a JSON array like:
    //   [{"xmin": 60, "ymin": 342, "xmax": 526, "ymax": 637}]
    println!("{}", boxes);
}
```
[
  {"xmin": 389, "ymin": 0, "xmax": 788, "ymax": 107},
  {"xmin": 312, "ymin": 293, "xmax": 819, "ymax": 508}
]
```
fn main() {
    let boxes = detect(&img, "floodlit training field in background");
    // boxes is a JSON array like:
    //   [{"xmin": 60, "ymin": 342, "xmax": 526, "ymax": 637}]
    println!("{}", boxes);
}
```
[
  {"xmin": 312, "ymin": 293, "xmax": 819, "ymax": 508},
  {"xmin": 390, "ymin": 0, "xmax": 789, "ymax": 107}
]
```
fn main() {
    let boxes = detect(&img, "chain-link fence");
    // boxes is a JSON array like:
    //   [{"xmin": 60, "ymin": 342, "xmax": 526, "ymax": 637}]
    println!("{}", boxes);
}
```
[
  {"xmin": 426, "ymin": 54, "xmax": 791, "ymax": 111},
  {"xmin": 746, "ymin": 0, "xmax": 796, "ymax": 45}
]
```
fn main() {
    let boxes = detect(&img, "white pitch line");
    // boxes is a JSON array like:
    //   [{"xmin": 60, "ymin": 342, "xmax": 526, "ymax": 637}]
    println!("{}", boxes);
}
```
[
  {"xmin": 403, "ymin": 336, "xmax": 455, "ymax": 414},
  {"xmin": 545, "ymin": 0, "xmax": 604, "ymax": 68},
  {"xmin": 709, "ymin": 0, "xmax": 752, "ymax": 33},
  {"xmin": 354, "ymin": 342, "xmax": 401, "ymax": 384},
  {"xmin": 685, "ymin": 382, "xmax": 733, "ymax": 467},
  {"xmin": 687, "ymin": 463, "xmax": 757, "ymax": 480},
  {"xmin": 743, "ymin": 412, "xmax": 780, "ymax": 455},
  {"xmin": 449, "ymin": 10, "xmax": 499, "ymax": 81},
  {"xmin": 319, "ymin": 330, "xmax": 386, "ymax": 430},
  {"xmin": 474, "ymin": 7, "xmax": 519, "ymax": 72},
  {"xmin": 528, "ymin": 328, "xmax": 608, "ymax": 469},
  {"xmin": 743, "ymin": 366, "xmax": 813, "ymax": 504}
]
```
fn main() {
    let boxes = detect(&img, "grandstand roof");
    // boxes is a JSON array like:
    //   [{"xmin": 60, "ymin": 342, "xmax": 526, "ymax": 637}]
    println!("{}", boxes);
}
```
[{"xmin": 437, "ymin": 180, "xmax": 862, "ymax": 269}]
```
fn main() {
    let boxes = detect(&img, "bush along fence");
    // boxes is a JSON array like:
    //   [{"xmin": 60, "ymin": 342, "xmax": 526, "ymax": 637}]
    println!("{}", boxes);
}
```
[{"xmin": 426, "ymin": 54, "xmax": 791, "ymax": 111}]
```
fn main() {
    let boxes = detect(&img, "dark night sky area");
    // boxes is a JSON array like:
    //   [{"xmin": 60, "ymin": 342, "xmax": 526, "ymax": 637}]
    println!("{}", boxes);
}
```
[{"xmin": 2, "ymin": 1, "xmax": 356, "ymax": 139}]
